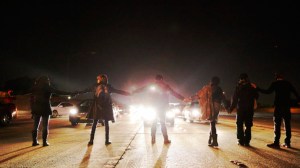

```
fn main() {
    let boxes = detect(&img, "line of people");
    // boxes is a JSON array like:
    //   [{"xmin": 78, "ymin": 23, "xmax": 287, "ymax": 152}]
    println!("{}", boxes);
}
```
[{"xmin": 25, "ymin": 72, "xmax": 299, "ymax": 149}]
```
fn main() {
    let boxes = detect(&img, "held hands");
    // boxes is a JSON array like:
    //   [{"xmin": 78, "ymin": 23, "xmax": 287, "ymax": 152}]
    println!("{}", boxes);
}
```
[{"xmin": 183, "ymin": 97, "xmax": 192, "ymax": 103}]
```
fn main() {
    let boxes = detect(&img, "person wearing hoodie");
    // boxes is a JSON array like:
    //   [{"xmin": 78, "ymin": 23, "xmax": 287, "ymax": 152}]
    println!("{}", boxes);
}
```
[
  {"xmin": 30, "ymin": 76, "xmax": 74, "ymax": 146},
  {"xmin": 228, "ymin": 73, "xmax": 259, "ymax": 146},
  {"xmin": 257, "ymin": 73, "xmax": 299, "ymax": 148}
]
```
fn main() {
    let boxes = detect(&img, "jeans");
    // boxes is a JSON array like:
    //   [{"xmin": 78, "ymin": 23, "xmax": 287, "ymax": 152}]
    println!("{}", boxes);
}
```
[{"xmin": 32, "ymin": 115, "xmax": 50, "ymax": 142}]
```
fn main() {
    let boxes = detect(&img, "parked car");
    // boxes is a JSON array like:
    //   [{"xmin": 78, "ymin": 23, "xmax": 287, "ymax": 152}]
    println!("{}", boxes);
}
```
[
  {"xmin": 69, "ymin": 99, "xmax": 120, "ymax": 126},
  {"xmin": 0, "ymin": 96, "xmax": 18, "ymax": 126},
  {"xmin": 50, "ymin": 101, "xmax": 75, "ymax": 118},
  {"xmin": 129, "ymin": 104, "xmax": 175, "ymax": 127}
]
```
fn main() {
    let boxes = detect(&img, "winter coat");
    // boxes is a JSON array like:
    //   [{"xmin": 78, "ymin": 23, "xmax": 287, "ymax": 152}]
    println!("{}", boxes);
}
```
[
  {"xmin": 86, "ymin": 83, "xmax": 130, "ymax": 120},
  {"xmin": 230, "ymin": 82, "xmax": 259, "ymax": 114},
  {"xmin": 31, "ymin": 85, "xmax": 72, "ymax": 116},
  {"xmin": 196, "ymin": 84, "xmax": 225, "ymax": 121}
]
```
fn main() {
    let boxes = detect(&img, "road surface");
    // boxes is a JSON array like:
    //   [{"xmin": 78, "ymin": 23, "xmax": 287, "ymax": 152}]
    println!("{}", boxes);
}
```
[{"xmin": 0, "ymin": 111, "xmax": 300, "ymax": 168}]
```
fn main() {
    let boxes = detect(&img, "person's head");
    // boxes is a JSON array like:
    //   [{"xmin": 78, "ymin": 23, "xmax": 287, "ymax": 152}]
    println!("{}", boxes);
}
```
[
  {"xmin": 35, "ymin": 76, "xmax": 50, "ymax": 86},
  {"xmin": 274, "ymin": 73, "xmax": 283, "ymax": 80},
  {"xmin": 210, "ymin": 76, "xmax": 220, "ymax": 86},
  {"xmin": 155, "ymin": 74, "xmax": 164, "ymax": 83},
  {"xmin": 239, "ymin": 73, "xmax": 249, "ymax": 84},
  {"xmin": 97, "ymin": 74, "xmax": 108, "ymax": 84}
]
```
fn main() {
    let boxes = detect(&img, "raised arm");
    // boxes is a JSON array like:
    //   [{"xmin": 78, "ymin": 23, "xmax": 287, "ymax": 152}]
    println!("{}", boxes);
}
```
[
  {"xmin": 110, "ymin": 86, "xmax": 131, "ymax": 96},
  {"xmin": 167, "ymin": 85, "xmax": 184, "ymax": 101}
]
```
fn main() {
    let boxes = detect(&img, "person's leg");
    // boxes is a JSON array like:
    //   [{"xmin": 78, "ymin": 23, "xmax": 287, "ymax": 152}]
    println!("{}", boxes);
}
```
[
  {"xmin": 42, "ymin": 115, "xmax": 50, "ymax": 146},
  {"xmin": 104, "ymin": 120, "xmax": 111, "ymax": 145},
  {"xmin": 159, "ymin": 111, "xmax": 170, "ymax": 144},
  {"xmin": 267, "ymin": 114, "xmax": 281, "ymax": 148},
  {"xmin": 32, "ymin": 115, "xmax": 41, "ymax": 146},
  {"xmin": 236, "ymin": 114, "xmax": 245, "ymax": 145},
  {"xmin": 151, "ymin": 117, "xmax": 158, "ymax": 143},
  {"xmin": 283, "ymin": 111, "xmax": 291, "ymax": 147},
  {"xmin": 88, "ymin": 119, "xmax": 98, "ymax": 145},
  {"xmin": 244, "ymin": 111, "xmax": 254, "ymax": 146},
  {"xmin": 208, "ymin": 121, "xmax": 218, "ymax": 147}
]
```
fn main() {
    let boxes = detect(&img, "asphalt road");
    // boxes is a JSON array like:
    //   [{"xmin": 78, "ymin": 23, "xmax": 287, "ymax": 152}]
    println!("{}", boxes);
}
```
[{"xmin": 0, "ymin": 111, "xmax": 300, "ymax": 168}]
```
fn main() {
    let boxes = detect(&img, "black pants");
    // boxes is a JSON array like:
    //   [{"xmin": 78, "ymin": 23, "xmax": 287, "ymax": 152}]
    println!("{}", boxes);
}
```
[
  {"xmin": 273, "ymin": 106, "xmax": 291, "ymax": 144},
  {"xmin": 32, "ymin": 115, "xmax": 50, "ymax": 142},
  {"xmin": 236, "ymin": 110, "xmax": 254, "ymax": 143},
  {"xmin": 91, "ymin": 119, "xmax": 109, "ymax": 141}
]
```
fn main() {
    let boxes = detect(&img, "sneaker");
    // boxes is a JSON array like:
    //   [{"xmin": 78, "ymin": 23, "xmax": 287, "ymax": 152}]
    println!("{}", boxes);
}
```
[
  {"xmin": 105, "ymin": 141, "xmax": 111, "ymax": 145},
  {"xmin": 267, "ymin": 143, "xmax": 280, "ymax": 148},
  {"xmin": 88, "ymin": 141, "xmax": 93, "ymax": 145},
  {"xmin": 282, "ymin": 143, "xmax": 291, "ymax": 148},
  {"xmin": 43, "ymin": 142, "xmax": 50, "ymax": 147}
]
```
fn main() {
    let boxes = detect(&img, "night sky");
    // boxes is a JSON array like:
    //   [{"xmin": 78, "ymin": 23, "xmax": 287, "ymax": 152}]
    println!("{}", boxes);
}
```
[{"xmin": 1, "ymin": 1, "xmax": 299, "ymax": 104}]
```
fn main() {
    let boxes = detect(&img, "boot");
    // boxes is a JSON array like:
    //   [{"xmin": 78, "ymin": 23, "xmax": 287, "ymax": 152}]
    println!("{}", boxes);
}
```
[
  {"xmin": 42, "ymin": 132, "xmax": 49, "ymax": 146},
  {"xmin": 32, "ymin": 130, "xmax": 39, "ymax": 146},
  {"xmin": 208, "ymin": 134, "xmax": 218, "ymax": 147},
  {"xmin": 208, "ymin": 134, "xmax": 212, "ymax": 146},
  {"xmin": 88, "ymin": 134, "xmax": 94, "ymax": 145}
]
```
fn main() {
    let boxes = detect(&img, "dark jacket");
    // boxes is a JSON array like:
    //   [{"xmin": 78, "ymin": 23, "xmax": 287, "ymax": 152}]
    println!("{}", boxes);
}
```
[
  {"xmin": 85, "ymin": 83, "xmax": 130, "ymax": 120},
  {"xmin": 257, "ymin": 79, "xmax": 299, "ymax": 107},
  {"xmin": 230, "ymin": 82, "xmax": 259, "ymax": 113},
  {"xmin": 31, "ymin": 85, "xmax": 72, "ymax": 116}
]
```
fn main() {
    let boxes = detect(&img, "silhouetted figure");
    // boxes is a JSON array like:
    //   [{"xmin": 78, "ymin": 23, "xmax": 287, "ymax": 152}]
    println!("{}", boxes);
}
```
[
  {"xmin": 133, "ymin": 74, "xmax": 185, "ymax": 144},
  {"xmin": 257, "ymin": 73, "xmax": 300, "ymax": 148},
  {"xmin": 191, "ymin": 76, "xmax": 227, "ymax": 148},
  {"xmin": 81, "ymin": 74, "xmax": 130, "ymax": 145},
  {"xmin": 30, "ymin": 76, "xmax": 73, "ymax": 146},
  {"xmin": 229, "ymin": 73, "xmax": 259, "ymax": 146}
]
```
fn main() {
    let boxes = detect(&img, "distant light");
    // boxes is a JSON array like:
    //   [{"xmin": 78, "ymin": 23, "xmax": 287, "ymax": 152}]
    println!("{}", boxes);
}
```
[
  {"xmin": 68, "ymin": 96, "xmax": 71, "ymax": 100},
  {"xmin": 150, "ymin": 85, "xmax": 156, "ymax": 91}
]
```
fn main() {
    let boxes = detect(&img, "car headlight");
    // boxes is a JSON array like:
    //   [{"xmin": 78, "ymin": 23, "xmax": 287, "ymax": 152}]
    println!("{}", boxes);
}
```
[
  {"xmin": 70, "ymin": 108, "xmax": 78, "ymax": 115},
  {"xmin": 142, "ymin": 106, "xmax": 156, "ymax": 121},
  {"xmin": 192, "ymin": 109, "xmax": 200, "ymax": 117}
]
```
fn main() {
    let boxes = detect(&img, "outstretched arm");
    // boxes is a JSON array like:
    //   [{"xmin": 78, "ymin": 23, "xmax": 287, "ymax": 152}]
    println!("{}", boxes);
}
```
[
  {"xmin": 257, "ymin": 83, "xmax": 274, "ymax": 94},
  {"xmin": 110, "ymin": 86, "xmax": 131, "ymax": 96},
  {"xmin": 168, "ymin": 85, "xmax": 185, "ymax": 101}
]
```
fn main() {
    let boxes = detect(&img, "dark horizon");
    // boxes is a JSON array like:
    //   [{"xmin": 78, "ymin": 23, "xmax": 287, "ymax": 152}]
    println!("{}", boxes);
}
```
[{"xmin": 1, "ymin": 1, "xmax": 299, "ymax": 105}]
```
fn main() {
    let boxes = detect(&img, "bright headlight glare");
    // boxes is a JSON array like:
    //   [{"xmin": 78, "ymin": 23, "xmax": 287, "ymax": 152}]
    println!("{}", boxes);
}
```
[
  {"xmin": 70, "ymin": 109, "xmax": 78, "ymax": 115},
  {"xmin": 192, "ymin": 109, "xmax": 200, "ymax": 117},
  {"xmin": 166, "ymin": 111, "xmax": 175, "ymax": 118}
]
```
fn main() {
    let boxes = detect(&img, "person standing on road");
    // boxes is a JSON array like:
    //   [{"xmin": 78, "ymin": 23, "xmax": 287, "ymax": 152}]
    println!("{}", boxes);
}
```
[
  {"xmin": 133, "ymin": 74, "xmax": 185, "ymax": 144},
  {"xmin": 257, "ymin": 73, "xmax": 300, "ymax": 148},
  {"xmin": 189, "ymin": 76, "xmax": 228, "ymax": 148},
  {"xmin": 228, "ymin": 73, "xmax": 259, "ymax": 146},
  {"xmin": 81, "ymin": 74, "xmax": 131, "ymax": 145},
  {"xmin": 30, "ymin": 76, "xmax": 74, "ymax": 146}
]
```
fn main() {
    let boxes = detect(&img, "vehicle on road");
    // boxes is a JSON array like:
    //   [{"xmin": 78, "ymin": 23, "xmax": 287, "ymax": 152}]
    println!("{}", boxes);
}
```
[
  {"xmin": 69, "ymin": 99, "xmax": 120, "ymax": 126},
  {"xmin": 182, "ymin": 101, "xmax": 202, "ymax": 123},
  {"xmin": 0, "ymin": 95, "xmax": 17, "ymax": 126},
  {"xmin": 182, "ymin": 101, "xmax": 219, "ymax": 123},
  {"xmin": 129, "ymin": 104, "xmax": 175, "ymax": 127},
  {"xmin": 51, "ymin": 102, "xmax": 75, "ymax": 118}
]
